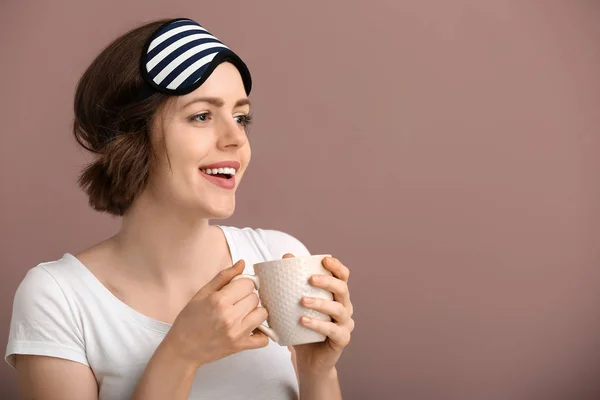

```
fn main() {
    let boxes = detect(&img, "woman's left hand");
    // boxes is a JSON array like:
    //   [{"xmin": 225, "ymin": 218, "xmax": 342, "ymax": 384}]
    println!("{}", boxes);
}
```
[{"xmin": 284, "ymin": 254, "xmax": 355, "ymax": 375}]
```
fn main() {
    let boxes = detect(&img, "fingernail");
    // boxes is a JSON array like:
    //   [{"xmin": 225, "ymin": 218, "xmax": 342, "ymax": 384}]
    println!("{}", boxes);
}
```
[
  {"xmin": 301, "ymin": 316, "xmax": 311, "ymax": 325},
  {"xmin": 311, "ymin": 275, "xmax": 321, "ymax": 283},
  {"xmin": 303, "ymin": 297, "xmax": 314, "ymax": 305}
]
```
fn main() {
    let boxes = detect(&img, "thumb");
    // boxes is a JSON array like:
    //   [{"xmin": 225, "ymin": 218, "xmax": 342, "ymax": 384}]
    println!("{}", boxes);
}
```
[
  {"xmin": 282, "ymin": 253, "xmax": 295, "ymax": 259},
  {"xmin": 197, "ymin": 259, "xmax": 246, "ymax": 296},
  {"xmin": 239, "ymin": 330, "xmax": 270, "ymax": 351}
]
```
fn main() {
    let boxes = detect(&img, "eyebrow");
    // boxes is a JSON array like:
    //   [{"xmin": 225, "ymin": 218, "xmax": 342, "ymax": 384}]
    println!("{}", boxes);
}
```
[{"xmin": 182, "ymin": 97, "xmax": 251, "ymax": 109}]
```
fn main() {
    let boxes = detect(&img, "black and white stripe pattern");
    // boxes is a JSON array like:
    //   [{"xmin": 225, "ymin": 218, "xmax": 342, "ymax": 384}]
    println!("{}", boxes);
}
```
[{"xmin": 140, "ymin": 18, "xmax": 251, "ymax": 96}]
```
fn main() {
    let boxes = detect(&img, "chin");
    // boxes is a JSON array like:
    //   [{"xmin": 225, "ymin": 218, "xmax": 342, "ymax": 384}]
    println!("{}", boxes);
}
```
[
  {"xmin": 199, "ymin": 197, "xmax": 236, "ymax": 220},
  {"xmin": 206, "ymin": 207, "xmax": 235, "ymax": 220}
]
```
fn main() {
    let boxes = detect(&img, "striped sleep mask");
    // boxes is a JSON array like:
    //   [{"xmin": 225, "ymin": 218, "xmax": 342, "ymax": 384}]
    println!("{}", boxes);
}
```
[{"xmin": 139, "ymin": 18, "xmax": 252, "ymax": 97}]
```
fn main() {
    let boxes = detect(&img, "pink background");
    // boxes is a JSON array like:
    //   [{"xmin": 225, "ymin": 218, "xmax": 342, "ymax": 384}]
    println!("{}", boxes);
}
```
[{"xmin": 1, "ymin": 1, "xmax": 599, "ymax": 398}]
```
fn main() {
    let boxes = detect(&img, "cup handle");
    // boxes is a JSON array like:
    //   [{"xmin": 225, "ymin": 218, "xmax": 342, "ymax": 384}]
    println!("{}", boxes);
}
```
[{"xmin": 231, "ymin": 274, "xmax": 280, "ymax": 343}]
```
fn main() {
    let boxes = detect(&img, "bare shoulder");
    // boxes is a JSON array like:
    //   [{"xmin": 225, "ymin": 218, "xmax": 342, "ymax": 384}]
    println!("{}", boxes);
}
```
[
  {"xmin": 15, "ymin": 355, "xmax": 98, "ymax": 400},
  {"xmin": 73, "ymin": 238, "xmax": 124, "ymax": 295},
  {"xmin": 74, "ymin": 237, "xmax": 115, "ymax": 275}
]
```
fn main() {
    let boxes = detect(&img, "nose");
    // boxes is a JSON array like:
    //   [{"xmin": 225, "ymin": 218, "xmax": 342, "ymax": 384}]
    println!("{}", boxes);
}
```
[{"xmin": 216, "ymin": 116, "xmax": 248, "ymax": 150}]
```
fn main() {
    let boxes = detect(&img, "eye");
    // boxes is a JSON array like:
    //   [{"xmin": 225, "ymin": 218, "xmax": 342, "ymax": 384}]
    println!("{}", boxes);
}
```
[
  {"xmin": 190, "ymin": 112, "xmax": 211, "ymax": 123},
  {"xmin": 235, "ymin": 113, "xmax": 253, "ymax": 128}
]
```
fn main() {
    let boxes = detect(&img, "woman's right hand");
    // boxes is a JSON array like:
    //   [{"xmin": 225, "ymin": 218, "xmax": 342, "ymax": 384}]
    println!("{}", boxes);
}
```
[{"xmin": 165, "ymin": 260, "xmax": 269, "ymax": 368}]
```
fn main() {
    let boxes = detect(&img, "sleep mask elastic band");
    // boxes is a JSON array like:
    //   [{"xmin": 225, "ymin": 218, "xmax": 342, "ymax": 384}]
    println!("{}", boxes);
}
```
[{"xmin": 138, "ymin": 18, "xmax": 252, "ymax": 98}]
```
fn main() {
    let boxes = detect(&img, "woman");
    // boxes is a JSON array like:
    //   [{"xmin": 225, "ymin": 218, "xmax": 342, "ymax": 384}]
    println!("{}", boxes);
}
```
[{"xmin": 5, "ymin": 18, "xmax": 354, "ymax": 400}]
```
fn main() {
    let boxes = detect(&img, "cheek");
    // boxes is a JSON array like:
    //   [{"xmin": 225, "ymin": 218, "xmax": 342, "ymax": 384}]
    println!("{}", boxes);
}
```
[
  {"xmin": 166, "ymin": 131, "xmax": 214, "ymax": 168},
  {"xmin": 148, "ymin": 138, "xmax": 212, "ymax": 194}
]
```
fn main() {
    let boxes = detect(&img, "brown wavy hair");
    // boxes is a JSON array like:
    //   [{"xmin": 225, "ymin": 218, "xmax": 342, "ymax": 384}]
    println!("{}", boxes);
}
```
[{"xmin": 73, "ymin": 19, "xmax": 171, "ymax": 216}]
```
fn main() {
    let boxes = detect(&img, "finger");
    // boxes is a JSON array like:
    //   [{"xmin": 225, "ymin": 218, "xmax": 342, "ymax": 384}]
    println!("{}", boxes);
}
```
[
  {"xmin": 300, "ymin": 317, "xmax": 351, "ymax": 350},
  {"xmin": 232, "ymin": 292, "xmax": 260, "ymax": 319},
  {"xmin": 240, "ymin": 306, "xmax": 269, "ymax": 335},
  {"xmin": 282, "ymin": 253, "xmax": 295, "ymax": 259},
  {"xmin": 238, "ymin": 330, "xmax": 270, "ymax": 350},
  {"xmin": 198, "ymin": 260, "xmax": 246, "ymax": 295},
  {"xmin": 322, "ymin": 257, "xmax": 350, "ymax": 282},
  {"xmin": 347, "ymin": 317, "xmax": 355, "ymax": 333},
  {"xmin": 218, "ymin": 278, "xmax": 256, "ymax": 304},
  {"xmin": 310, "ymin": 274, "xmax": 350, "ymax": 307},
  {"xmin": 301, "ymin": 297, "xmax": 348, "ymax": 322}
]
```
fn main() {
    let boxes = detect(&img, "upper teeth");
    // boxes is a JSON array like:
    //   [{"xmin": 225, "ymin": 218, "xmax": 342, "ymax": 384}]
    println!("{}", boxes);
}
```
[{"xmin": 201, "ymin": 167, "xmax": 237, "ymax": 176}]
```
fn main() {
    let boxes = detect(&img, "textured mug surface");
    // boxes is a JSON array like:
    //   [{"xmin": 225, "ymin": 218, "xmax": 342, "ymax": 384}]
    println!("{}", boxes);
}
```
[{"xmin": 235, "ymin": 254, "xmax": 333, "ymax": 346}]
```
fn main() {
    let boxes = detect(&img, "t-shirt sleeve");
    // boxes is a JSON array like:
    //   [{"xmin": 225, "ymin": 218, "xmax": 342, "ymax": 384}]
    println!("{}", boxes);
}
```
[
  {"xmin": 256, "ymin": 229, "xmax": 312, "ymax": 259},
  {"xmin": 5, "ymin": 265, "xmax": 88, "ymax": 369}
]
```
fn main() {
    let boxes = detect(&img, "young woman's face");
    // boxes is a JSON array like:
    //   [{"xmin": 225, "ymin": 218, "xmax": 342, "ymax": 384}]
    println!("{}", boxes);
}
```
[{"xmin": 146, "ymin": 62, "xmax": 252, "ymax": 218}]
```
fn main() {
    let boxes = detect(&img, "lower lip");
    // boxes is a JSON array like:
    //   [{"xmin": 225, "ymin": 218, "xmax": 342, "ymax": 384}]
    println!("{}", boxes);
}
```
[{"xmin": 199, "ymin": 170, "xmax": 236, "ymax": 189}]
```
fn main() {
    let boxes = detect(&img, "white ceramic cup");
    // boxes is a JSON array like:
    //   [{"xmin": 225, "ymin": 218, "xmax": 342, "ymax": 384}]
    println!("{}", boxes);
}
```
[{"xmin": 231, "ymin": 254, "xmax": 333, "ymax": 346}]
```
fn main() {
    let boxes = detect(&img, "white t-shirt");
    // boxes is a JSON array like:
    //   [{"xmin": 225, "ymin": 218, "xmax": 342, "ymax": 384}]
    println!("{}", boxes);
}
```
[{"xmin": 5, "ymin": 226, "xmax": 311, "ymax": 400}]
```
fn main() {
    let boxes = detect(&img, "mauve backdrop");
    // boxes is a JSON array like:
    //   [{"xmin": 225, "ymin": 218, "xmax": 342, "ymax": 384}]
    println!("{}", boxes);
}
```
[{"xmin": 1, "ymin": 1, "xmax": 599, "ymax": 399}]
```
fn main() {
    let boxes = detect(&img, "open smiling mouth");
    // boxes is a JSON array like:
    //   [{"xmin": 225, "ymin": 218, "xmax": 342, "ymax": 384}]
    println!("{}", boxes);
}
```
[
  {"xmin": 200, "ymin": 167, "xmax": 236, "ymax": 179},
  {"xmin": 199, "ymin": 167, "xmax": 238, "ymax": 189}
]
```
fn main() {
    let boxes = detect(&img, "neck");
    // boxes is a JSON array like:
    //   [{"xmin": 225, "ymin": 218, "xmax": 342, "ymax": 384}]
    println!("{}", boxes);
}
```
[{"xmin": 110, "ymin": 192, "xmax": 226, "ymax": 285}]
